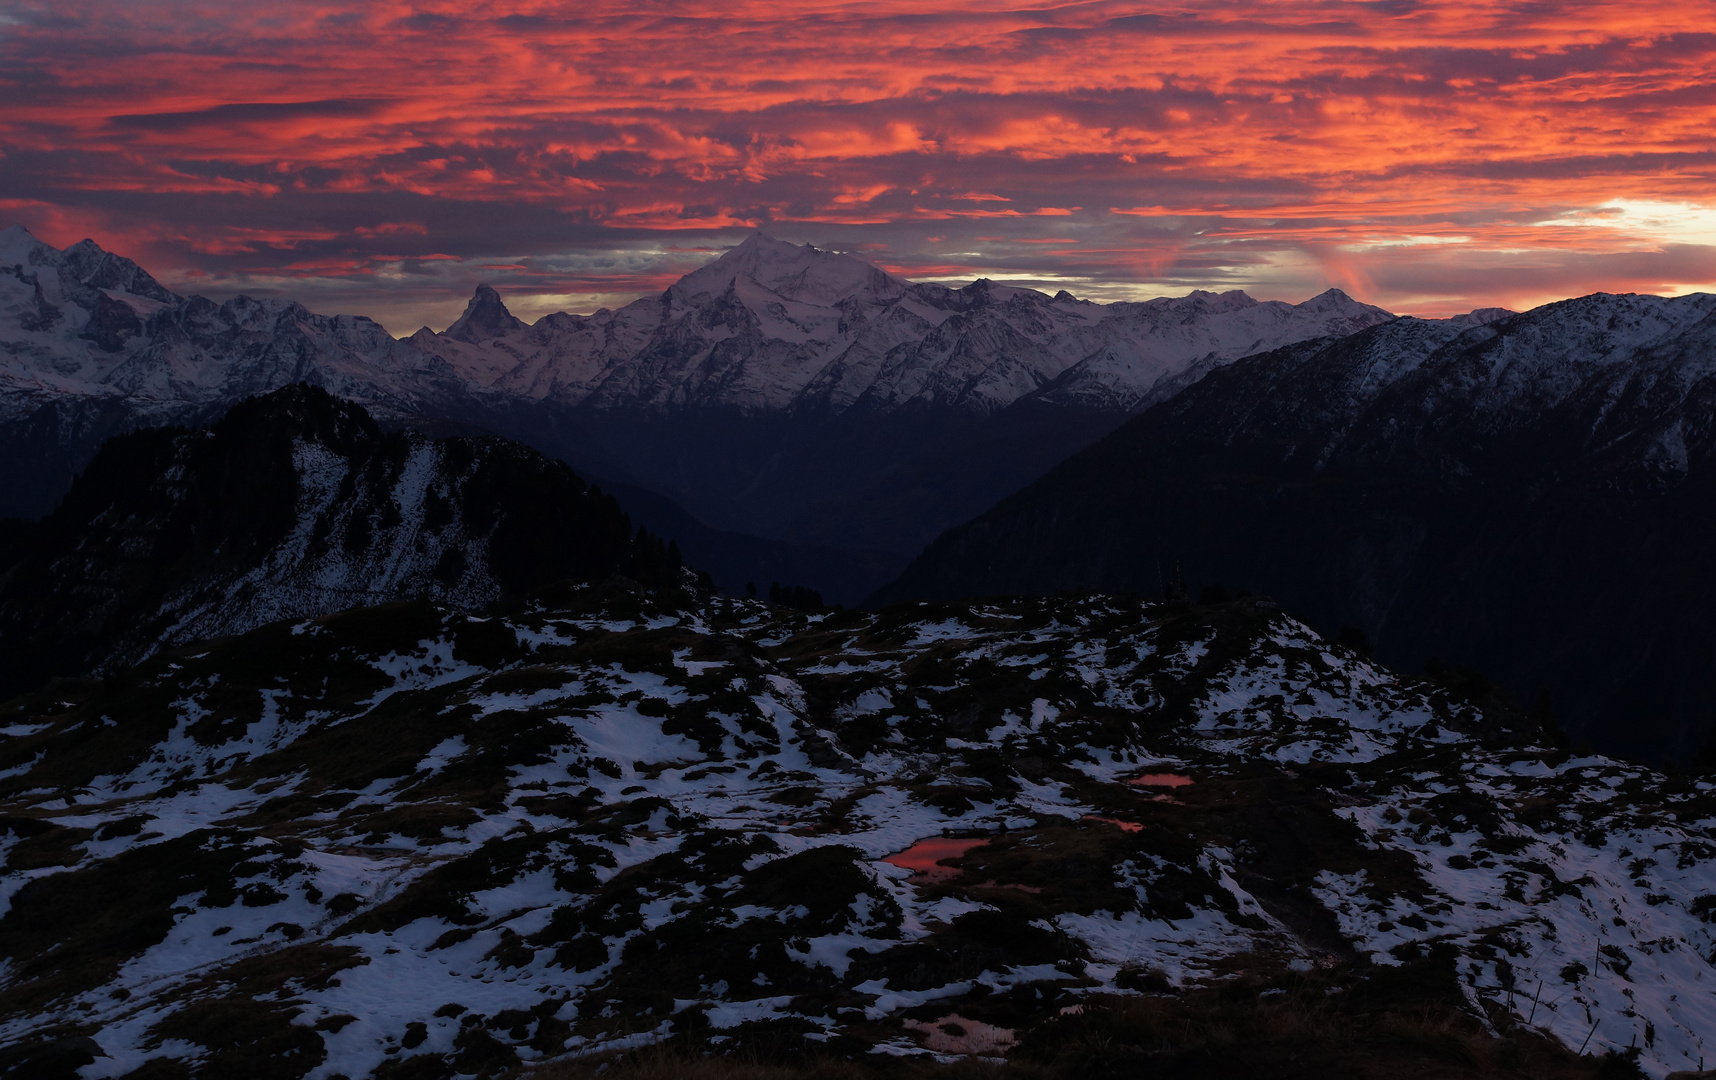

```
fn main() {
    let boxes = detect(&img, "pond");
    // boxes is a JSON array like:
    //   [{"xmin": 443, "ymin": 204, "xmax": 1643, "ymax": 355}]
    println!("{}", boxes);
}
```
[
  {"xmin": 1127, "ymin": 772, "xmax": 1193, "ymax": 788},
  {"xmin": 882, "ymin": 835, "xmax": 990, "ymax": 881}
]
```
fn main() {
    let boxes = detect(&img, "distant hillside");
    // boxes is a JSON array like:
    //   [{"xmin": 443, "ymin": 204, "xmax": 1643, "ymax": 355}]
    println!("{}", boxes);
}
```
[
  {"xmin": 0, "ymin": 385, "xmax": 684, "ymax": 697},
  {"xmin": 879, "ymin": 293, "xmax": 1716, "ymax": 764}
]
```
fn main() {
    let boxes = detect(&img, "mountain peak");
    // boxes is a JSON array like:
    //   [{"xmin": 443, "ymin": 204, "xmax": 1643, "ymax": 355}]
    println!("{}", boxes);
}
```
[
  {"xmin": 672, "ymin": 232, "xmax": 906, "ymax": 307},
  {"xmin": 445, "ymin": 283, "xmax": 526, "ymax": 343},
  {"xmin": 728, "ymin": 231, "xmax": 811, "ymax": 258},
  {"xmin": 1297, "ymin": 287, "xmax": 1396, "ymax": 321},
  {"xmin": 0, "ymin": 223, "xmax": 52, "ymax": 267},
  {"xmin": 59, "ymin": 236, "xmax": 179, "ymax": 303}
]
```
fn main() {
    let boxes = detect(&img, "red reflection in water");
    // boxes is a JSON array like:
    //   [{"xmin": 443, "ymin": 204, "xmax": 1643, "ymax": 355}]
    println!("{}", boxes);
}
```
[
  {"xmin": 1082, "ymin": 815, "xmax": 1143, "ymax": 833},
  {"xmin": 903, "ymin": 1013, "xmax": 1018, "ymax": 1055},
  {"xmin": 1128, "ymin": 773, "xmax": 1193, "ymax": 788},
  {"xmin": 883, "ymin": 836, "xmax": 988, "ymax": 882}
]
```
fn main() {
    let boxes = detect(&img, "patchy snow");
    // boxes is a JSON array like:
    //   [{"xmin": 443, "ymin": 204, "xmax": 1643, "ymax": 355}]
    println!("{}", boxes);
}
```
[{"xmin": 5, "ymin": 591, "xmax": 1716, "ymax": 1077}]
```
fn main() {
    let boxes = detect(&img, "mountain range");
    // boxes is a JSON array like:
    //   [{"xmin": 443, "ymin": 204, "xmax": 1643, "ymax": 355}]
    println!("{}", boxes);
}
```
[
  {"xmin": 1, "ymin": 227, "xmax": 1395, "ymax": 597},
  {"xmin": 882, "ymin": 292, "xmax": 1716, "ymax": 764},
  {"xmin": 407, "ymin": 233, "xmax": 1393, "ymax": 416}
]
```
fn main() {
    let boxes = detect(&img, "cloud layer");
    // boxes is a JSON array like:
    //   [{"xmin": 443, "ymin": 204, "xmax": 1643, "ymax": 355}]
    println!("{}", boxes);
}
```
[{"xmin": 4, "ymin": 1, "xmax": 1714, "ymax": 330}]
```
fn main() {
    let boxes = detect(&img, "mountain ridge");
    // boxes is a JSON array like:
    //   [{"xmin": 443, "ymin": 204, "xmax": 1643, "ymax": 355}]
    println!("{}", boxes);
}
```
[
  {"xmin": 877, "ymin": 291, "xmax": 1716, "ymax": 761},
  {"xmin": 409, "ymin": 233, "xmax": 1397, "ymax": 416},
  {"xmin": 0, "ymin": 385, "xmax": 687, "ymax": 697}
]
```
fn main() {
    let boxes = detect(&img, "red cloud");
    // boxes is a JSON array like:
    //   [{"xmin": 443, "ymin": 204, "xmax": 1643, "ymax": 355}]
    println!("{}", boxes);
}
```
[{"xmin": 2, "ymin": 0, "xmax": 1714, "ymax": 322}]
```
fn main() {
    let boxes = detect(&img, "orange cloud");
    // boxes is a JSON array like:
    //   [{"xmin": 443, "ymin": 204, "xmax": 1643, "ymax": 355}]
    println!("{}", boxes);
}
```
[{"xmin": 1, "ymin": 0, "xmax": 1713, "ymax": 321}]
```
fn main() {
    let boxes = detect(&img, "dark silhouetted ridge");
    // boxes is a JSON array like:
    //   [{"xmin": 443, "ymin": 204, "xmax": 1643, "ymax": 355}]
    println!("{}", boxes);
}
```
[{"xmin": 0, "ymin": 385, "xmax": 689, "ymax": 695}]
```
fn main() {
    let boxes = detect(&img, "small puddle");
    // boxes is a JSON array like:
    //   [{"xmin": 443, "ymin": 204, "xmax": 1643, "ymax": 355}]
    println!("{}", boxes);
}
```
[
  {"xmin": 882, "ymin": 836, "xmax": 989, "ymax": 882},
  {"xmin": 1082, "ymin": 815, "xmax": 1143, "ymax": 833},
  {"xmin": 1127, "ymin": 772, "xmax": 1193, "ymax": 788},
  {"xmin": 903, "ymin": 1014, "xmax": 1018, "ymax": 1055}
]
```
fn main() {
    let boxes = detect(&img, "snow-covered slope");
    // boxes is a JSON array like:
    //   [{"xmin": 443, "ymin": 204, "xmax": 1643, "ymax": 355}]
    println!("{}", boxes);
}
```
[
  {"xmin": 1, "ymin": 589, "xmax": 1711, "ymax": 1077},
  {"xmin": 0, "ymin": 226, "xmax": 462, "ymax": 429},
  {"xmin": 1027, "ymin": 285, "xmax": 1407, "ymax": 411}
]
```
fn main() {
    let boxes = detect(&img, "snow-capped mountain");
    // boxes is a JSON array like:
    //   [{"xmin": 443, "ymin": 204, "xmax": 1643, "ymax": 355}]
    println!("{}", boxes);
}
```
[
  {"xmin": 409, "ymin": 235, "xmax": 1399, "ymax": 551},
  {"xmin": 882, "ymin": 291, "xmax": 1716, "ymax": 762},
  {"xmin": 0, "ymin": 224, "xmax": 1394, "ymax": 434},
  {"xmin": 0, "ymin": 226, "xmax": 1396, "ymax": 561},
  {"xmin": 0, "ymin": 386, "xmax": 679, "ymax": 697},
  {"xmin": 0, "ymin": 226, "xmax": 473, "ymax": 520},
  {"xmin": 0, "ymin": 227, "xmax": 467, "ymax": 422},
  {"xmin": 409, "ymin": 233, "xmax": 1396, "ymax": 415},
  {"xmin": 2, "ymin": 585, "xmax": 1711, "ymax": 1078}
]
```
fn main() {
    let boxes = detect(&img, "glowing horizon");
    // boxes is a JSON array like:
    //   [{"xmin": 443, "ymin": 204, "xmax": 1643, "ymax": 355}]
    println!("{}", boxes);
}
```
[{"xmin": 4, "ymin": 1, "xmax": 1715, "ymax": 333}]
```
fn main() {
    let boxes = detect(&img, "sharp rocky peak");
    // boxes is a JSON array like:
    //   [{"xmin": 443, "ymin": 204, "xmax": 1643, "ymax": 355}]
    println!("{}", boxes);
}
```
[{"xmin": 445, "ymin": 283, "xmax": 527, "ymax": 343}]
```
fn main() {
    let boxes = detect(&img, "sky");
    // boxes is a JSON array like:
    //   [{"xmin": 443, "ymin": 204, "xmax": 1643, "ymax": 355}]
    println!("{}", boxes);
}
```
[{"xmin": 3, "ymin": 1, "xmax": 1716, "ymax": 333}]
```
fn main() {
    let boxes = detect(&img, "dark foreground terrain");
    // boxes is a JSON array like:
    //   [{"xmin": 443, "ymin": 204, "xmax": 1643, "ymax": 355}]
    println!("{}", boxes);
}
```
[{"xmin": 0, "ymin": 582, "xmax": 1710, "ymax": 1078}]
